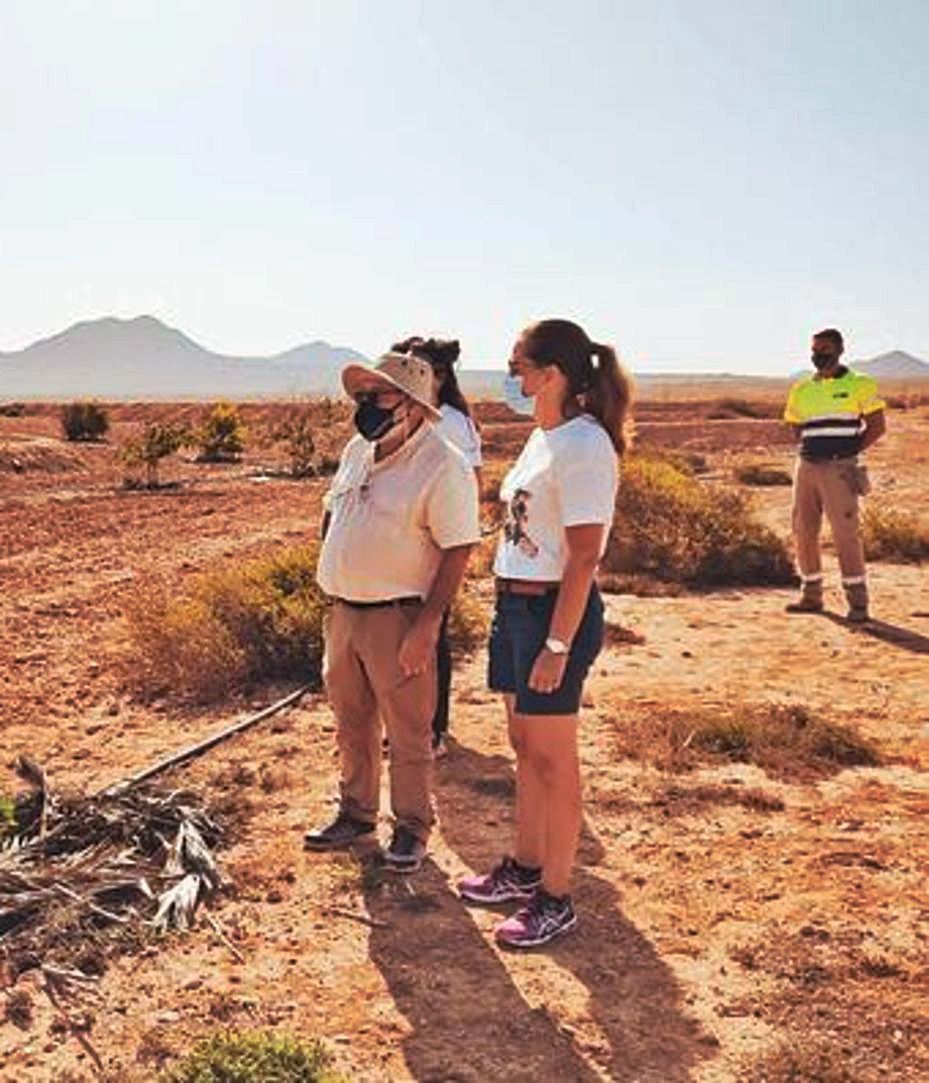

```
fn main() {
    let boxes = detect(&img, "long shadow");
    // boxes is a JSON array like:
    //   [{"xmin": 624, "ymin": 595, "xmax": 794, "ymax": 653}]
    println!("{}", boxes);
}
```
[
  {"xmin": 818, "ymin": 611, "xmax": 929, "ymax": 655},
  {"xmin": 361, "ymin": 851, "xmax": 603, "ymax": 1082},
  {"xmin": 424, "ymin": 743, "xmax": 708, "ymax": 1082}
]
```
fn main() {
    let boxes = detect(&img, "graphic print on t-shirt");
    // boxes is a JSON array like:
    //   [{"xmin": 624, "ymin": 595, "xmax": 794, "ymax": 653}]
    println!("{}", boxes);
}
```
[{"xmin": 504, "ymin": 488, "xmax": 540, "ymax": 558}]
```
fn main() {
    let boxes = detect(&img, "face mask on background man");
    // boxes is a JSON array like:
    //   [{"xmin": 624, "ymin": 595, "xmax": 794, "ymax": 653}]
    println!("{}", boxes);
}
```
[
  {"xmin": 503, "ymin": 373, "xmax": 535, "ymax": 417},
  {"xmin": 811, "ymin": 351, "xmax": 836, "ymax": 372}
]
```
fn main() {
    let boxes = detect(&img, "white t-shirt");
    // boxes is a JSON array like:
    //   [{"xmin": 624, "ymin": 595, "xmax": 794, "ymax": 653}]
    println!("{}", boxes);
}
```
[
  {"xmin": 493, "ymin": 414, "xmax": 618, "ymax": 581},
  {"xmin": 435, "ymin": 403, "xmax": 482, "ymax": 468},
  {"xmin": 318, "ymin": 422, "xmax": 480, "ymax": 602}
]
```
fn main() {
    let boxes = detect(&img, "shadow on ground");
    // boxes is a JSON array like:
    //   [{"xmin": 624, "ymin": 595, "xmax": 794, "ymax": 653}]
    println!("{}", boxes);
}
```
[
  {"xmin": 361, "ymin": 741, "xmax": 710, "ymax": 1082},
  {"xmin": 818, "ymin": 611, "xmax": 929, "ymax": 654}
]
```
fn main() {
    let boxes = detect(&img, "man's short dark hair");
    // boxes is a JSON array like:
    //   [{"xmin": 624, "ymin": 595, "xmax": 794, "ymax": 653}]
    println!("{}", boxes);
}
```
[{"xmin": 813, "ymin": 328, "xmax": 844, "ymax": 351}]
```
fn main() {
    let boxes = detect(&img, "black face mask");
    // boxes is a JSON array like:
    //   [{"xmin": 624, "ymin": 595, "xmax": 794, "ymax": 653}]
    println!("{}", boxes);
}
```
[
  {"xmin": 811, "ymin": 351, "xmax": 836, "ymax": 372},
  {"xmin": 353, "ymin": 399, "xmax": 398, "ymax": 442}
]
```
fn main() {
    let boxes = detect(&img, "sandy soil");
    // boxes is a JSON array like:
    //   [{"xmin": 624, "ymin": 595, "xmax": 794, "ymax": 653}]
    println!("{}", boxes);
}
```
[{"xmin": 1, "ymin": 402, "xmax": 928, "ymax": 1081}]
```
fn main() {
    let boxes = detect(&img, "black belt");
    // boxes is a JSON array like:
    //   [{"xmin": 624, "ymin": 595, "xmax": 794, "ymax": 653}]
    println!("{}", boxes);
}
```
[{"xmin": 336, "ymin": 596, "xmax": 421, "ymax": 609}]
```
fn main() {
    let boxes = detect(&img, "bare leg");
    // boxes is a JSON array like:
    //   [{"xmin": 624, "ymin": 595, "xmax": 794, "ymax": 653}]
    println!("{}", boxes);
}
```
[{"xmin": 506, "ymin": 695, "xmax": 545, "ymax": 870}]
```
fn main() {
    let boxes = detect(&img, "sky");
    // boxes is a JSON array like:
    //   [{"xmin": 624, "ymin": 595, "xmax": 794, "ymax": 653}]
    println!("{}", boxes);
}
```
[{"xmin": 1, "ymin": 0, "xmax": 927, "ymax": 374}]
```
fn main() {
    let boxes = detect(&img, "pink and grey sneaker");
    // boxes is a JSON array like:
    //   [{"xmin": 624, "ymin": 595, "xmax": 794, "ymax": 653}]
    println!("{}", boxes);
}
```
[
  {"xmin": 457, "ymin": 856, "xmax": 542, "ymax": 905},
  {"xmin": 494, "ymin": 889, "xmax": 577, "ymax": 948}
]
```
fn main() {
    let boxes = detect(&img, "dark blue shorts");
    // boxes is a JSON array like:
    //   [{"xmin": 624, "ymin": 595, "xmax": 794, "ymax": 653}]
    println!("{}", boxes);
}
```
[{"xmin": 488, "ymin": 586, "xmax": 605, "ymax": 716}]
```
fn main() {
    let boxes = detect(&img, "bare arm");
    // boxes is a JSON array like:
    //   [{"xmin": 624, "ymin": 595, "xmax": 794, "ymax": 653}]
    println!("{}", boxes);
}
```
[
  {"xmin": 398, "ymin": 543, "xmax": 475, "ymax": 677},
  {"xmin": 859, "ymin": 409, "xmax": 886, "ymax": 452},
  {"xmin": 527, "ymin": 523, "xmax": 605, "ymax": 695}
]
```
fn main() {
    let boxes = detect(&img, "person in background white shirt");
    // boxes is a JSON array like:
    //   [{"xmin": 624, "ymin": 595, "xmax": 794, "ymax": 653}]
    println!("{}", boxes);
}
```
[
  {"xmin": 458, "ymin": 318, "xmax": 633, "ymax": 949},
  {"xmin": 393, "ymin": 336, "xmax": 482, "ymax": 759}
]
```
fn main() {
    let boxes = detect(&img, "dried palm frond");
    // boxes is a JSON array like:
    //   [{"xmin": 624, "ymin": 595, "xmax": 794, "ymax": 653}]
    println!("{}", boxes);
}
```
[{"xmin": 0, "ymin": 767, "xmax": 227, "ymax": 981}]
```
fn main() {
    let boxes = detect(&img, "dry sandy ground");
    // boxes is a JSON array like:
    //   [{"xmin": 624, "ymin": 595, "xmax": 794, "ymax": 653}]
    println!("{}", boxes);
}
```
[{"xmin": 1, "ymin": 402, "xmax": 928, "ymax": 1081}]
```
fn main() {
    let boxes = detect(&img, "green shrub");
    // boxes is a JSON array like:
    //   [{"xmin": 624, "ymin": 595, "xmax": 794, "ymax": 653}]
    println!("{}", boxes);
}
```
[
  {"xmin": 194, "ymin": 402, "xmax": 247, "ymax": 462},
  {"xmin": 126, "ymin": 545, "xmax": 327, "ymax": 703},
  {"xmin": 734, "ymin": 461, "xmax": 793, "ymax": 486},
  {"xmin": 119, "ymin": 422, "xmax": 189, "ymax": 488},
  {"xmin": 161, "ymin": 1029, "xmax": 344, "ymax": 1083},
  {"xmin": 862, "ymin": 505, "xmax": 929, "ymax": 563},
  {"xmin": 606, "ymin": 456, "xmax": 795, "ymax": 586},
  {"xmin": 60, "ymin": 400, "xmax": 109, "ymax": 441}
]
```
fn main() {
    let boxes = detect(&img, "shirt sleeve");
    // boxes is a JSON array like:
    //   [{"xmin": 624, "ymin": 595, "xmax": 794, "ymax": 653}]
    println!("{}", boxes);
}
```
[
  {"xmin": 783, "ymin": 383, "xmax": 803, "ymax": 424},
  {"xmin": 552, "ymin": 435, "xmax": 618, "ymax": 527},
  {"xmin": 856, "ymin": 376, "xmax": 885, "ymax": 415},
  {"xmin": 425, "ymin": 452, "xmax": 481, "ymax": 548}
]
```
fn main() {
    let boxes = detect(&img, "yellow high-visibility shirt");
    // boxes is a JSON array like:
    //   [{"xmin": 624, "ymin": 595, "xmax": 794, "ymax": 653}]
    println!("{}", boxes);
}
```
[{"xmin": 784, "ymin": 367, "xmax": 884, "ymax": 460}]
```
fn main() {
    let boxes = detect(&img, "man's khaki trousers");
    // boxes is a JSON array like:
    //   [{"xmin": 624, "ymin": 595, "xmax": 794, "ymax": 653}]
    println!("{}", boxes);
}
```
[
  {"xmin": 323, "ymin": 601, "xmax": 436, "ymax": 841},
  {"xmin": 791, "ymin": 457, "xmax": 868, "ymax": 604}
]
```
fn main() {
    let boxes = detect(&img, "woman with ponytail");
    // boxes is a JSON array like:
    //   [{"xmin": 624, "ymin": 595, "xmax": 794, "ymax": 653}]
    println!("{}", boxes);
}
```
[{"xmin": 458, "ymin": 318, "xmax": 632, "ymax": 947}]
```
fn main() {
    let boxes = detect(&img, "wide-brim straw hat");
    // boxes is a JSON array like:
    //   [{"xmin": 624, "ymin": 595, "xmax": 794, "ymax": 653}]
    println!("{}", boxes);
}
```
[{"xmin": 342, "ymin": 352, "xmax": 441, "ymax": 420}]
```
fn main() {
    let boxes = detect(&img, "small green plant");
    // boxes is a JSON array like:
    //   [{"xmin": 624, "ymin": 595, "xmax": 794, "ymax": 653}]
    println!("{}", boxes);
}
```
[
  {"xmin": 161, "ymin": 1029, "xmax": 344, "ymax": 1083},
  {"xmin": 0, "ymin": 794, "xmax": 16, "ymax": 837},
  {"xmin": 126, "ymin": 545, "xmax": 328, "ymax": 702},
  {"xmin": 60, "ymin": 400, "xmax": 109, "ymax": 441},
  {"xmin": 194, "ymin": 402, "xmax": 247, "ymax": 462},
  {"xmin": 735, "ymin": 461, "xmax": 793, "ymax": 486},
  {"xmin": 119, "ymin": 421, "xmax": 189, "ymax": 488},
  {"xmin": 606, "ymin": 456, "xmax": 795, "ymax": 586},
  {"xmin": 862, "ymin": 505, "xmax": 929, "ymax": 563},
  {"xmin": 273, "ymin": 408, "xmax": 317, "ymax": 478}
]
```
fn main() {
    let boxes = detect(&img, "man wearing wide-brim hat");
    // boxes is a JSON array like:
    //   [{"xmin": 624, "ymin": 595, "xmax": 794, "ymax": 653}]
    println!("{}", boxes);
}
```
[{"xmin": 305, "ymin": 352, "xmax": 480, "ymax": 872}]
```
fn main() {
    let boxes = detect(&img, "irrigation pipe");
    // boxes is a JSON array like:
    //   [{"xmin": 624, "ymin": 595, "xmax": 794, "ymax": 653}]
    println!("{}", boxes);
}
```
[{"xmin": 99, "ymin": 684, "xmax": 313, "ymax": 798}]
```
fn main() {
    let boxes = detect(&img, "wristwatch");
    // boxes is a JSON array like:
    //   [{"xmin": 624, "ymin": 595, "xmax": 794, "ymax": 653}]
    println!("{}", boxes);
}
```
[{"xmin": 545, "ymin": 636, "xmax": 570, "ymax": 655}]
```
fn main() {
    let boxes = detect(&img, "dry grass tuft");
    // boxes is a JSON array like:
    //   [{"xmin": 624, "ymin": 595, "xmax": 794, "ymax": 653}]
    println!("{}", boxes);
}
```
[
  {"xmin": 125, "ymin": 545, "xmax": 327, "ymax": 703},
  {"xmin": 734, "ymin": 461, "xmax": 793, "ymax": 487},
  {"xmin": 606, "ymin": 456, "xmax": 795, "ymax": 587},
  {"xmin": 742, "ymin": 1036, "xmax": 857, "ymax": 1082},
  {"xmin": 611, "ymin": 703, "xmax": 880, "ymax": 779},
  {"xmin": 448, "ymin": 589, "xmax": 491, "ymax": 657},
  {"xmin": 861, "ymin": 505, "xmax": 929, "ymax": 563}
]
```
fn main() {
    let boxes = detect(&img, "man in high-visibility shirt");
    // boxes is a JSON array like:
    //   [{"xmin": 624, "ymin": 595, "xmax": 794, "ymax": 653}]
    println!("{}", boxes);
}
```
[{"xmin": 783, "ymin": 328, "xmax": 886, "ymax": 622}]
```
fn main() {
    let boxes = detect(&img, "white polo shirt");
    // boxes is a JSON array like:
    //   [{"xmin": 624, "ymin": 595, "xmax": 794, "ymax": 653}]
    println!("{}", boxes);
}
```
[{"xmin": 317, "ymin": 422, "xmax": 480, "ymax": 603}]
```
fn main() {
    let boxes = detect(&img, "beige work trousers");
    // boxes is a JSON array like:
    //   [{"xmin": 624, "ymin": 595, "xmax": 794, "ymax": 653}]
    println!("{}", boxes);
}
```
[
  {"xmin": 323, "ymin": 601, "xmax": 436, "ymax": 841},
  {"xmin": 791, "ymin": 457, "xmax": 867, "ymax": 591}
]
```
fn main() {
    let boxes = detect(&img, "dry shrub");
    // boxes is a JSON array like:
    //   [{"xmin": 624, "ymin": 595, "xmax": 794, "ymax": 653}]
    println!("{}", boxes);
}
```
[
  {"xmin": 466, "ymin": 533, "xmax": 498, "ymax": 580},
  {"xmin": 612, "ymin": 703, "xmax": 880, "ymax": 779},
  {"xmin": 606, "ymin": 456, "xmax": 795, "ymax": 586},
  {"xmin": 126, "ymin": 545, "xmax": 327, "ymax": 703},
  {"xmin": 60, "ymin": 400, "xmax": 109, "ymax": 441},
  {"xmin": 193, "ymin": 401, "xmax": 247, "ymax": 462},
  {"xmin": 706, "ymin": 396, "xmax": 778, "ymax": 420},
  {"xmin": 861, "ymin": 505, "xmax": 929, "ymax": 563},
  {"xmin": 448, "ymin": 587, "xmax": 490, "ymax": 657},
  {"xmin": 735, "ymin": 461, "xmax": 793, "ymax": 487},
  {"xmin": 479, "ymin": 458, "xmax": 510, "ymax": 504},
  {"xmin": 161, "ymin": 1029, "xmax": 343, "ymax": 1083}
]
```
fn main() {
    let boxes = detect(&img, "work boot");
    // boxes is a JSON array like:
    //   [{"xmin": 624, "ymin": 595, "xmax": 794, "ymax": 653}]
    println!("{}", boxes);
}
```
[
  {"xmin": 844, "ymin": 582, "xmax": 870, "ymax": 624},
  {"xmin": 785, "ymin": 580, "xmax": 823, "ymax": 613}
]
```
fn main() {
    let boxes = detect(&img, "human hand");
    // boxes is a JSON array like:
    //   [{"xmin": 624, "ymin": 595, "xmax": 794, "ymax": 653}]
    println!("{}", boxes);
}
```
[
  {"xmin": 398, "ymin": 615, "xmax": 441, "ymax": 678},
  {"xmin": 527, "ymin": 648, "xmax": 568, "ymax": 695}
]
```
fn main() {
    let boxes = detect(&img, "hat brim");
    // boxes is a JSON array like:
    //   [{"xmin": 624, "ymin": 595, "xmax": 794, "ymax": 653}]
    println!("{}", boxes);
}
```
[{"xmin": 341, "ymin": 364, "xmax": 441, "ymax": 420}]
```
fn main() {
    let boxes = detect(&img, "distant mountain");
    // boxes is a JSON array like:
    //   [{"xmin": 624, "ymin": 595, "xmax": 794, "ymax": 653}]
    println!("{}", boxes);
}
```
[
  {"xmin": 0, "ymin": 316, "xmax": 368, "ymax": 399},
  {"xmin": 855, "ymin": 350, "xmax": 929, "ymax": 380}
]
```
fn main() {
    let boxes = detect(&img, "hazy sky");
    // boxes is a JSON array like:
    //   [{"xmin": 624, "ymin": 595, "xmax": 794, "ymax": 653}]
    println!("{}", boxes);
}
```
[{"xmin": 2, "ymin": 1, "xmax": 927, "ymax": 372}]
